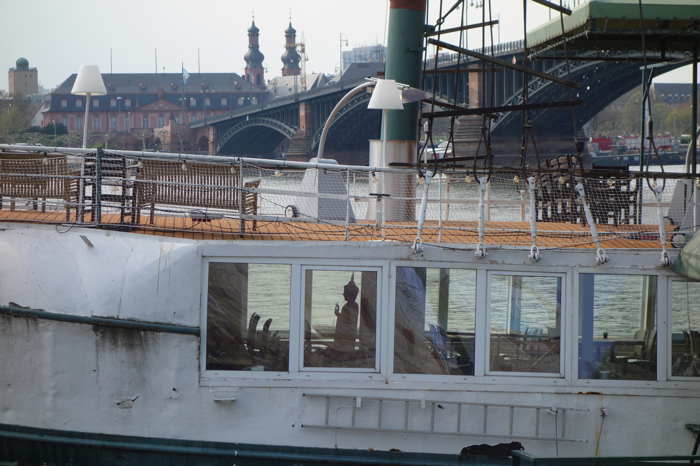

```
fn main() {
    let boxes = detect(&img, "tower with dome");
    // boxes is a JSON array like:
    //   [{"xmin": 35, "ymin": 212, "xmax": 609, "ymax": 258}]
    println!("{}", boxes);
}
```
[{"xmin": 8, "ymin": 57, "xmax": 39, "ymax": 97}]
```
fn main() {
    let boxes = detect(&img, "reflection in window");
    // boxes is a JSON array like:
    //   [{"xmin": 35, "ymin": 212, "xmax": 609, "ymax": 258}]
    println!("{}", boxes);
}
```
[
  {"xmin": 394, "ymin": 267, "xmax": 476, "ymax": 375},
  {"xmin": 206, "ymin": 263, "xmax": 290, "ymax": 371},
  {"xmin": 671, "ymin": 281, "xmax": 700, "ymax": 377},
  {"xmin": 579, "ymin": 274, "xmax": 656, "ymax": 380},
  {"xmin": 304, "ymin": 270, "xmax": 377, "ymax": 369},
  {"xmin": 489, "ymin": 275, "xmax": 562, "ymax": 374}
]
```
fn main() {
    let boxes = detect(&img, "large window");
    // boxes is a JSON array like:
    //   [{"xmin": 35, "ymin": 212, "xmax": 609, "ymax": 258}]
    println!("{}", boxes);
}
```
[
  {"xmin": 488, "ymin": 274, "xmax": 562, "ymax": 374},
  {"xmin": 579, "ymin": 274, "xmax": 657, "ymax": 381},
  {"xmin": 394, "ymin": 267, "xmax": 476, "ymax": 376},
  {"xmin": 303, "ymin": 269, "xmax": 378, "ymax": 370},
  {"xmin": 206, "ymin": 263, "xmax": 291, "ymax": 372},
  {"xmin": 671, "ymin": 281, "xmax": 700, "ymax": 377}
]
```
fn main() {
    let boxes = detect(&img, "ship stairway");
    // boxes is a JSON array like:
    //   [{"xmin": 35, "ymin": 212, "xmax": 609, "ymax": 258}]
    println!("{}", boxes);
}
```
[{"xmin": 301, "ymin": 393, "xmax": 589, "ymax": 443}]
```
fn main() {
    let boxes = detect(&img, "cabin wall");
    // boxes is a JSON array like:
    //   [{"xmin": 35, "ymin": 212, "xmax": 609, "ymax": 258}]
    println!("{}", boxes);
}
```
[{"xmin": 0, "ymin": 224, "xmax": 698, "ymax": 458}]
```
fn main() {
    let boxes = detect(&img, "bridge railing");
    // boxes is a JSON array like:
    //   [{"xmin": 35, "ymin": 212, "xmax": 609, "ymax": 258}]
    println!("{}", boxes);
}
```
[{"xmin": 0, "ymin": 144, "xmax": 692, "ymax": 256}]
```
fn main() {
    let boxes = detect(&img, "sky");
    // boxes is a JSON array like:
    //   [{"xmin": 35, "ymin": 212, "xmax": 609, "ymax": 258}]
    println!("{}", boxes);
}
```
[{"xmin": 1, "ymin": 0, "xmax": 694, "ymax": 92}]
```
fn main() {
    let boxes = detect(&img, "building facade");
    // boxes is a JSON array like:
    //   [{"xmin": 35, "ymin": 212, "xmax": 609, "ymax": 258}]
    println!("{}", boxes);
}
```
[
  {"xmin": 8, "ymin": 57, "xmax": 39, "ymax": 97},
  {"xmin": 342, "ymin": 45, "xmax": 386, "ymax": 72},
  {"xmin": 652, "ymin": 83, "xmax": 700, "ymax": 106},
  {"xmin": 42, "ymin": 72, "xmax": 268, "ymax": 135}
]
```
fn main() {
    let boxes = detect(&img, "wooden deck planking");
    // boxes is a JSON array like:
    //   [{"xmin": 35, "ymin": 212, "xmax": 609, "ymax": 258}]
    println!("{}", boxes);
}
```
[{"xmin": 0, "ymin": 209, "xmax": 664, "ymax": 249}]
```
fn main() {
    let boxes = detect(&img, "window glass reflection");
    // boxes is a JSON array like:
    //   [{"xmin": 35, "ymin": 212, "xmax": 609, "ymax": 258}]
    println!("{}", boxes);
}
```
[
  {"xmin": 394, "ymin": 267, "xmax": 476, "ymax": 375},
  {"xmin": 304, "ymin": 270, "xmax": 377, "ymax": 369},
  {"xmin": 489, "ymin": 275, "xmax": 562, "ymax": 374},
  {"xmin": 579, "ymin": 274, "xmax": 656, "ymax": 380},
  {"xmin": 206, "ymin": 263, "xmax": 290, "ymax": 371},
  {"xmin": 671, "ymin": 281, "xmax": 700, "ymax": 377}
]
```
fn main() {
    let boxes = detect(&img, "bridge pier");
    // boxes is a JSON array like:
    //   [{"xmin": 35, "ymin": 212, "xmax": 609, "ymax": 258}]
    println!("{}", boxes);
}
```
[{"xmin": 208, "ymin": 127, "xmax": 216, "ymax": 155}]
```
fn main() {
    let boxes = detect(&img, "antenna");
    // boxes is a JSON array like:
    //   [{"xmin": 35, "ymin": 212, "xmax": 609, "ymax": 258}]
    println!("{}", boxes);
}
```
[
  {"xmin": 110, "ymin": 48, "xmax": 113, "ymax": 74},
  {"xmin": 339, "ymin": 33, "xmax": 349, "ymax": 76},
  {"xmin": 155, "ymin": 48, "xmax": 158, "ymax": 74},
  {"xmin": 296, "ymin": 34, "xmax": 309, "ymax": 93}
]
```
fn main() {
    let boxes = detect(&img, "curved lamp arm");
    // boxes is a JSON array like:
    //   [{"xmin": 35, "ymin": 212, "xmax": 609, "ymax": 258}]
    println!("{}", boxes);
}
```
[{"xmin": 317, "ymin": 81, "xmax": 374, "ymax": 159}]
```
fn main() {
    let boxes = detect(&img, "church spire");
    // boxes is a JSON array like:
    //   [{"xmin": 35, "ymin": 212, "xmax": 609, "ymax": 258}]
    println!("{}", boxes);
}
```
[
  {"xmin": 244, "ymin": 17, "xmax": 265, "ymax": 89},
  {"xmin": 281, "ymin": 19, "xmax": 301, "ymax": 77}
]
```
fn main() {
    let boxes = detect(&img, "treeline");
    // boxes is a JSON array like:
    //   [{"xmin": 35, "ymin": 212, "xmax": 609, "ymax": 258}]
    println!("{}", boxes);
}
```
[{"xmin": 586, "ymin": 87, "xmax": 696, "ymax": 136}]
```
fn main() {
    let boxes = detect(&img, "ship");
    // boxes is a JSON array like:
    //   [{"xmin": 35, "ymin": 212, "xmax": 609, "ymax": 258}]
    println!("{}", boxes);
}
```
[{"xmin": 1, "ymin": 0, "xmax": 700, "ymax": 464}]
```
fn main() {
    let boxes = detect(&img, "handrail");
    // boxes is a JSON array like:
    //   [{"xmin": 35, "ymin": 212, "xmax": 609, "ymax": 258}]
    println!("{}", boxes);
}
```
[{"xmin": 0, "ymin": 305, "xmax": 200, "ymax": 336}]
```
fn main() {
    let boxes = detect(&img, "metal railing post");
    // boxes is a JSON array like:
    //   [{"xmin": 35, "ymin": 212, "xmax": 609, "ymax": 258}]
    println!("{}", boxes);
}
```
[
  {"xmin": 77, "ymin": 156, "xmax": 86, "ymax": 224},
  {"xmin": 576, "ymin": 182, "xmax": 607, "ymax": 264},
  {"xmin": 438, "ymin": 174, "xmax": 444, "ymax": 242},
  {"xmin": 475, "ymin": 177, "xmax": 488, "ymax": 257},
  {"xmin": 345, "ymin": 168, "xmax": 351, "ymax": 241},
  {"xmin": 239, "ymin": 159, "xmax": 245, "ymax": 234},
  {"xmin": 528, "ymin": 176, "xmax": 539, "ymax": 261},
  {"xmin": 94, "ymin": 147, "xmax": 102, "ymax": 225}
]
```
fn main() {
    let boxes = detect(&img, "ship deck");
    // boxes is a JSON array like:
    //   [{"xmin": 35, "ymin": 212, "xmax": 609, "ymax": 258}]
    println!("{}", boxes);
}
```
[{"xmin": 0, "ymin": 209, "xmax": 665, "ymax": 249}]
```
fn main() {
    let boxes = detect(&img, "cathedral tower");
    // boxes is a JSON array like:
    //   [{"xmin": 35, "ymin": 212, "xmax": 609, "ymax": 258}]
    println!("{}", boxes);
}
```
[
  {"xmin": 281, "ymin": 22, "xmax": 301, "ymax": 77},
  {"xmin": 244, "ymin": 20, "xmax": 266, "ymax": 89}
]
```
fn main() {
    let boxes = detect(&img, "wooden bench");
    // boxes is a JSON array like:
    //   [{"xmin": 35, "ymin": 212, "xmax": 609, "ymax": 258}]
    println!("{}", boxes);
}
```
[
  {"xmin": 136, "ymin": 159, "xmax": 259, "ymax": 232},
  {"xmin": 0, "ymin": 155, "xmax": 72, "ymax": 220}
]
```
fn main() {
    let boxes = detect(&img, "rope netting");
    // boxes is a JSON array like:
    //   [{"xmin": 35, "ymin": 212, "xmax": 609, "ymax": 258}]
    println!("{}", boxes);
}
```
[{"xmin": 0, "ymin": 149, "xmax": 694, "ymax": 253}]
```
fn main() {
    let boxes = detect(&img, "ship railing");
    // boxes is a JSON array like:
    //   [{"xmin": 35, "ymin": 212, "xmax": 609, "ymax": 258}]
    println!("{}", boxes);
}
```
[{"xmin": 0, "ymin": 144, "xmax": 695, "ymax": 254}]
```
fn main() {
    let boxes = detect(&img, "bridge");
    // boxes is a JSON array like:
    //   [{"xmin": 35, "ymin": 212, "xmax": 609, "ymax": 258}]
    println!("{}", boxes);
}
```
[{"xmin": 192, "ymin": 0, "xmax": 699, "ymax": 162}]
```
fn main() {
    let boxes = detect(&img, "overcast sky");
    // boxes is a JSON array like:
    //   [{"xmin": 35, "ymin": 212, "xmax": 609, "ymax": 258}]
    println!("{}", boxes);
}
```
[{"xmin": 1, "ymin": 0, "xmax": 693, "ymax": 92}]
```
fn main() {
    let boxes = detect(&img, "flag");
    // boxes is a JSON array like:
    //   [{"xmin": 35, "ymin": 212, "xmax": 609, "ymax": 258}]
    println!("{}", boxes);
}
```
[{"xmin": 182, "ymin": 66, "xmax": 190, "ymax": 85}]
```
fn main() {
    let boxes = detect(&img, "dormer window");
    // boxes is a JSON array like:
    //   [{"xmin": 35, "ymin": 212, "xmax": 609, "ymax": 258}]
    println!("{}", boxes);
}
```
[
  {"xmin": 60, "ymin": 99, "xmax": 68, "ymax": 108},
  {"xmin": 92, "ymin": 99, "xmax": 100, "ymax": 108},
  {"xmin": 76, "ymin": 99, "xmax": 83, "ymax": 108},
  {"xmin": 204, "ymin": 97, "xmax": 211, "ymax": 107},
  {"xmin": 124, "ymin": 99, "xmax": 132, "ymax": 108},
  {"xmin": 220, "ymin": 97, "xmax": 228, "ymax": 106}
]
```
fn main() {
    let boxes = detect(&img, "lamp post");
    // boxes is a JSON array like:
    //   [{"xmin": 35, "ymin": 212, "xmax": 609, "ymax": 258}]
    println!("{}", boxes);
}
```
[
  {"xmin": 71, "ymin": 65, "xmax": 107, "ymax": 148},
  {"xmin": 316, "ymin": 78, "xmax": 404, "ymax": 160},
  {"xmin": 367, "ymin": 79, "xmax": 404, "ymax": 227}
]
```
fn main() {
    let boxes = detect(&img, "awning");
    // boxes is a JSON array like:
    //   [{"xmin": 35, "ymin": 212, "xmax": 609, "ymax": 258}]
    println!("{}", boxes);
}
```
[{"xmin": 527, "ymin": 0, "xmax": 700, "ymax": 55}]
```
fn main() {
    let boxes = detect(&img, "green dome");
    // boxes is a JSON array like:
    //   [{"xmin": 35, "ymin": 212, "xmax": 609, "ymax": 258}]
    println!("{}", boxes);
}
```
[{"xmin": 15, "ymin": 57, "xmax": 29, "ymax": 70}]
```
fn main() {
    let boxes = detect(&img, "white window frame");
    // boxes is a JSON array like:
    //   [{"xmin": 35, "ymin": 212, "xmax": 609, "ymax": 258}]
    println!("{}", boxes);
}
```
[
  {"xmin": 202, "ymin": 258, "xmax": 296, "ymax": 379},
  {"xmin": 389, "ymin": 262, "xmax": 479, "ymax": 381},
  {"xmin": 299, "ymin": 264, "xmax": 383, "ymax": 374},
  {"xmin": 667, "ymin": 278, "xmax": 699, "ymax": 382},
  {"xmin": 484, "ymin": 270, "xmax": 567, "ymax": 378},
  {"xmin": 201, "ymin": 257, "xmax": 388, "ymax": 381},
  {"xmin": 572, "ymin": 269, "xmax": 668, "ymax": 388},
  {"xmin": 198, "ymin": 246, "xmax": 699, "ymax": 393}
]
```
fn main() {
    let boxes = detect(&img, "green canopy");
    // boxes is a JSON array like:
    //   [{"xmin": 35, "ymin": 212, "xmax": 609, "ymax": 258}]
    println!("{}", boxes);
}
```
[{"xmin": 527, "ymin": 0, "xmax": 700, "ymax": 54}]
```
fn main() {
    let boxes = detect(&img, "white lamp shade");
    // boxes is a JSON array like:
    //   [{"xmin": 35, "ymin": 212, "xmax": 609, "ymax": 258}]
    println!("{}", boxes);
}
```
[
  {"xmin": 368, "ymin": 79, "xmax": 404, "ymax": 110},
  {"xmin": 71, "ymin": 65, "xmax": 107, "ymax": 96}
]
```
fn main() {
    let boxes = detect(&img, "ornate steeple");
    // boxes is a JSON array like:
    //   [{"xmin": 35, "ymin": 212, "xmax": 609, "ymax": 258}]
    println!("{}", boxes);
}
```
[
  {"xmin": 281, "ymin": 20, "xmax": 301, "ymax": 77},
  {"xmin": 244, "ymin": 18, "xmax": 266, "ymax": 89}
]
